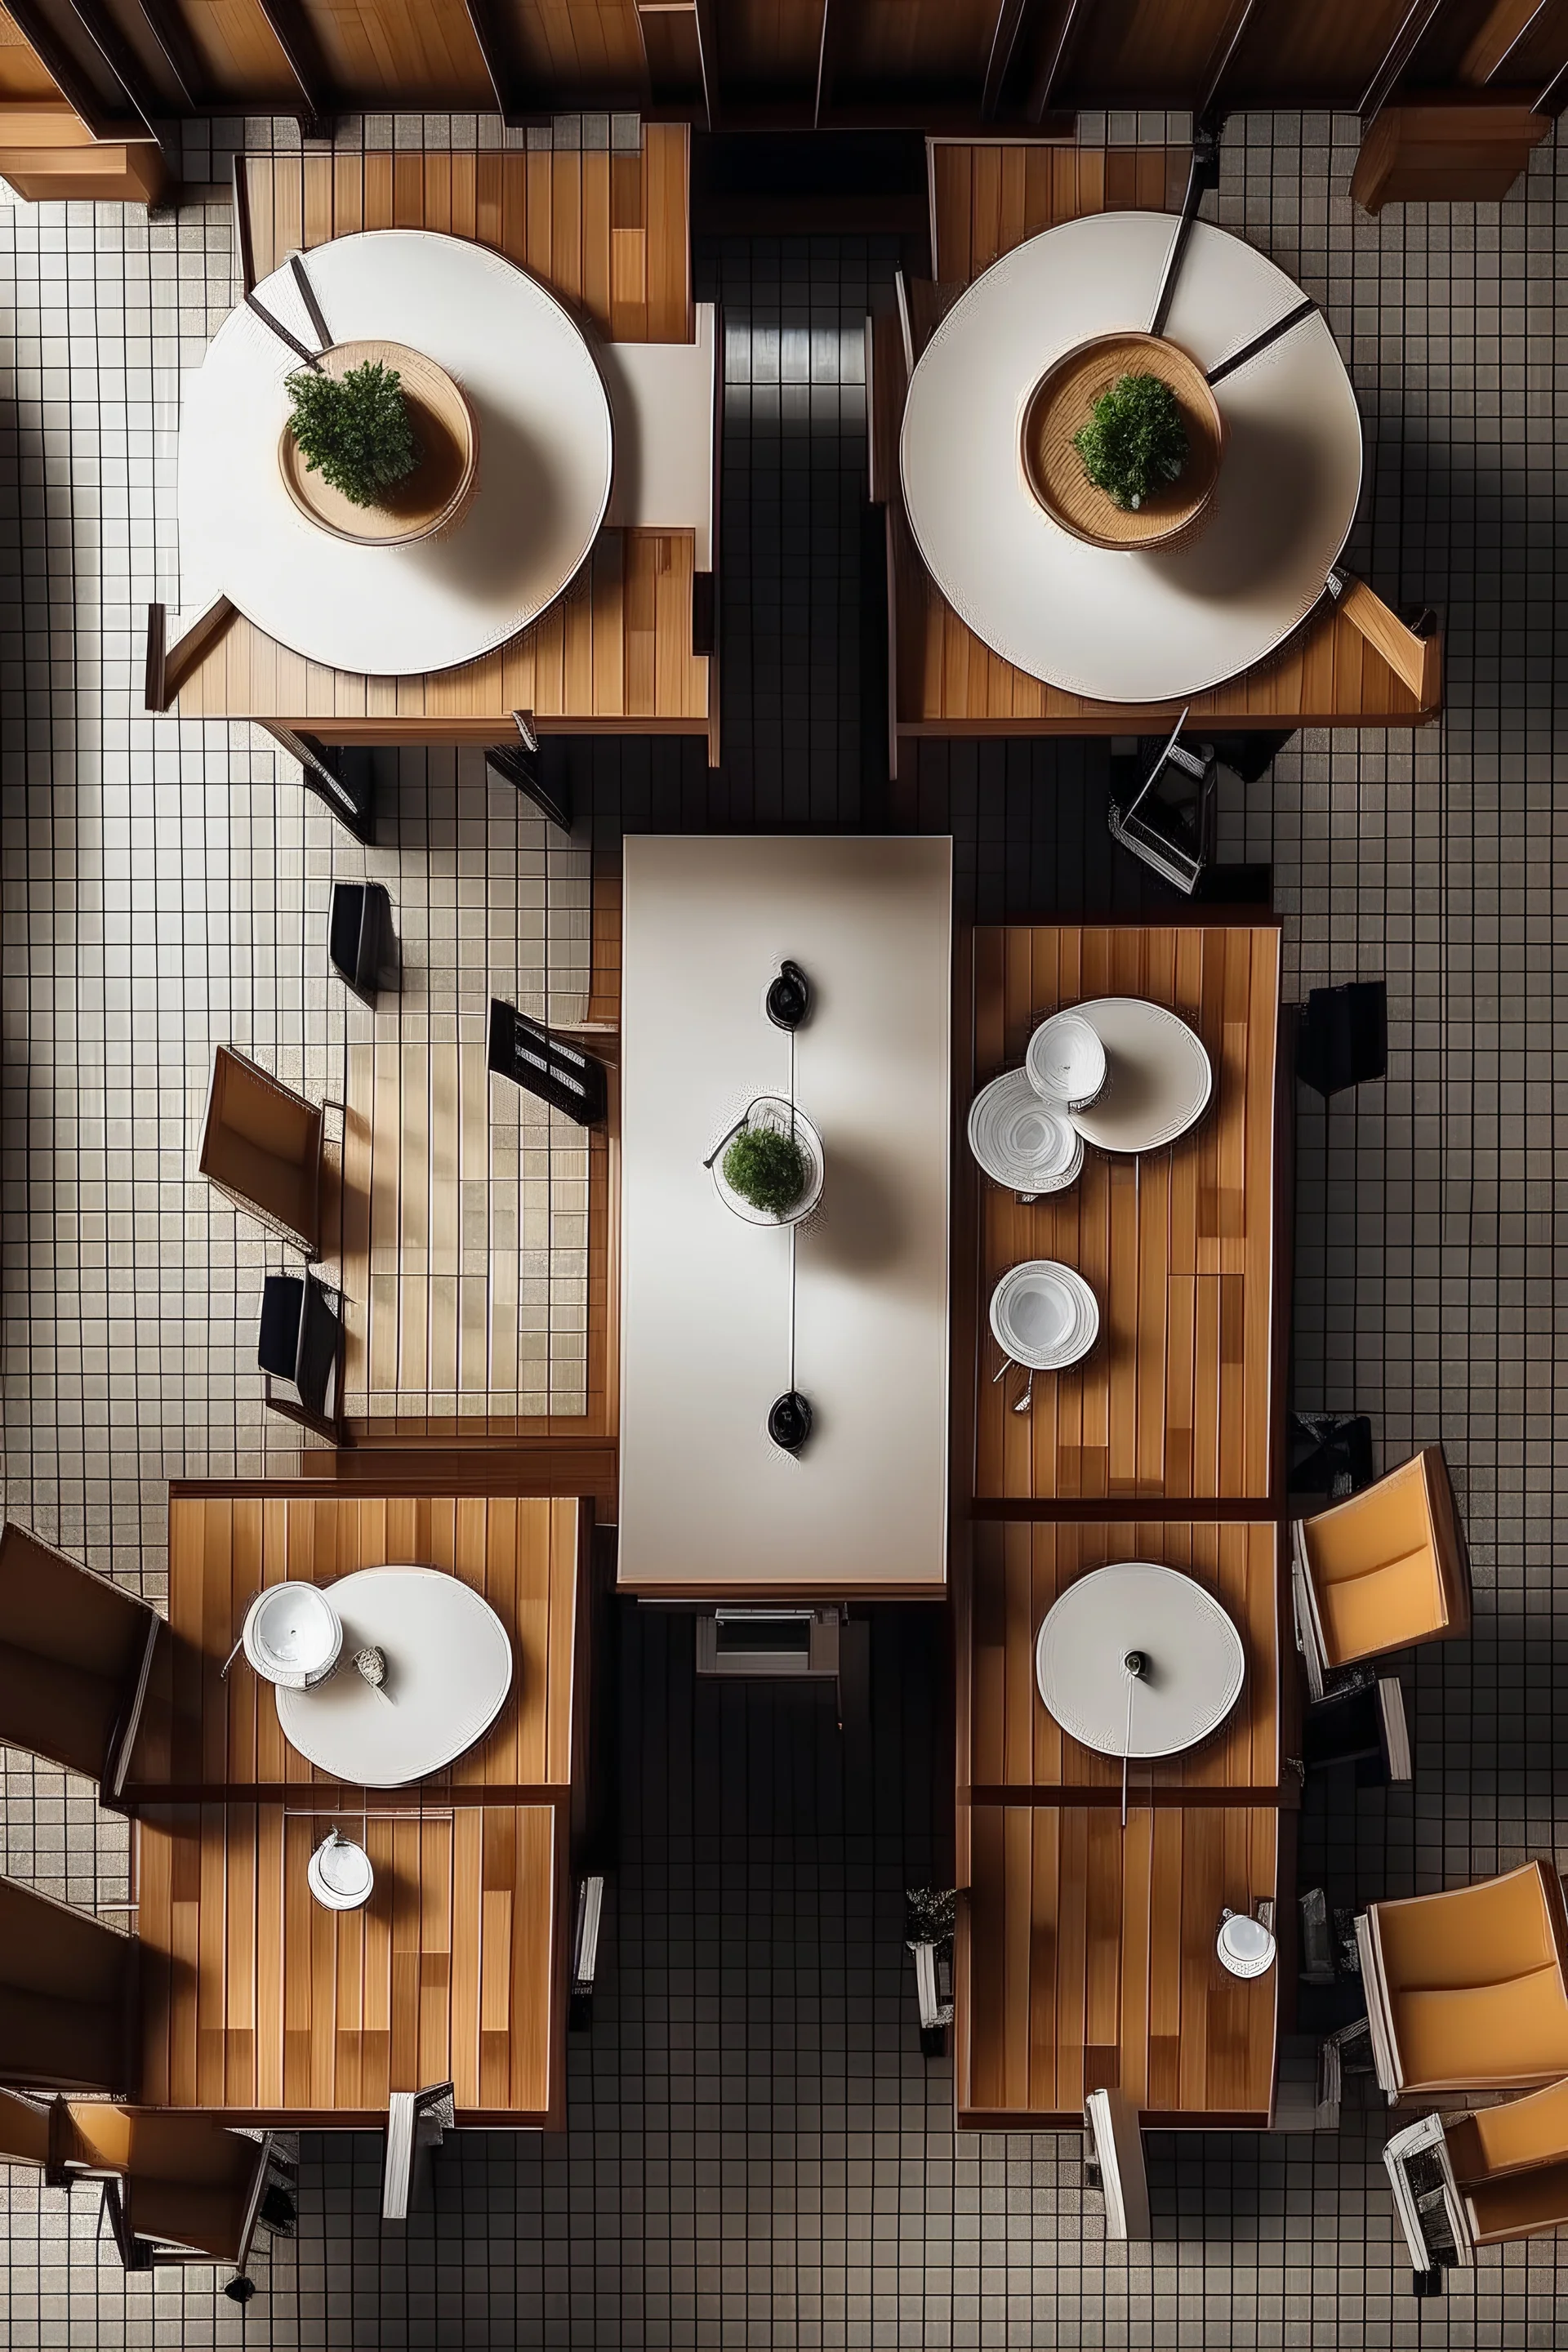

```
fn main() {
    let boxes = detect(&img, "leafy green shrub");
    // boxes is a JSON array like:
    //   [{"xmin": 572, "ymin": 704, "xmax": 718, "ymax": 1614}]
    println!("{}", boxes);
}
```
[
  {"xmin": 286, "ymin": 359, "xmax": 420, "ymax": 509},
  {"xmin": 1072, "ymin": 371, "xmax": 1187, "ymax": 513},
  {"xmin": 723, "ymin": 1124, "xmax": 808, "ymax": 1214}
]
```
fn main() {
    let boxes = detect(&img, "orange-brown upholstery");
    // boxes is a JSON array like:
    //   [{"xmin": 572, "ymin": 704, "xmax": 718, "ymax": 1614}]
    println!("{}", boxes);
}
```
[
  {"xmin": 0, "ymin": 1876, "xmax": 137, "ymax": 2096},
  {"xmin": 0, "ymin": 2087, "xmax": 52, "ymax": 2167},
  {"xmin": 1297, "ymin": 1448, "xmax": 1469, "ymax": 1675},
  {"xmin": 1363, "ymin": 1862, "xmax": 1568, "ymax": 2098},
  {"xmin": 198, "ymin": 1046, "xmax": 323, "ymax": 1254},
  {"xmin": 0, "ymin": 1523, "xmax": 160, "ymax": 1795},
  {"xmin": 62, "ymin": 2109, "xmax": 267, "ymax": 2265},
  {"xmin": 1437, "ymin": 2077, "xmax": 1568, "ymax": 2247}
]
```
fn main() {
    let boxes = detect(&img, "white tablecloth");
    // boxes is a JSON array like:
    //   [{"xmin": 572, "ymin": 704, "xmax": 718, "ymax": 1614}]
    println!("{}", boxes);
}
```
[
  {"xmin": 900, "ymin": 212, "xmax": 1364, "ymax": 704},
  {"xmin": 178, "ymin": 229, "xmax": 613, "ymax": 676}
]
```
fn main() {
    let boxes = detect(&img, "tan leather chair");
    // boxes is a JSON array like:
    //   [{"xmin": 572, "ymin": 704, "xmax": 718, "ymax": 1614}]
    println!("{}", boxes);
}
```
[
  {"xmin": 0, "ymin": 1875, "xmax": 138, "ymax": 2096},
  {"xmin": 0, "ymin": 2090, "xmax": 274, "ymax": 2274},
  {"xmin": 198, "ymin": 1045, "xmax": 325, "ymax": 1255},
  {"xmin": 1385, "ymin": 2076, "xmax": 1568, "ymax": 2265},
  {"xmin": 0, "ymin": 1523, "xmax": 162, "ymax": 1806},
  {"xmin": 1292, "ymin": 1446, "xmax": 1469, "ymax": 1699},
  {"xmin": 1357, "ymin": 1862, "xmax": 1568, "ymax": 2102}
]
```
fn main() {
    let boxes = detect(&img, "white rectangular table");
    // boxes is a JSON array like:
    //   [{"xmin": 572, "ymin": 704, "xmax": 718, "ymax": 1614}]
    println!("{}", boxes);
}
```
[{"xmin": 617, "ymin": 835, "xmax": 953, "ymax": 1594}]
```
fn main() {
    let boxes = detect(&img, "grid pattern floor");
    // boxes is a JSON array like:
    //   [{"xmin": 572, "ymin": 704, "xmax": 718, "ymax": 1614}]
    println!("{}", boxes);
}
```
[{"xmin": 0, "ymin": 103, "xmax": 1565, "ymax": 2349}]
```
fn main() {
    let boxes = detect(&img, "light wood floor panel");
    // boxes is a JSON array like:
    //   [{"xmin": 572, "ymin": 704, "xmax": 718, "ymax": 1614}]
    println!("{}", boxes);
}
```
[
  {"xmin": 131, "ymin": 1490, "xmax": 586, "ymax": 1797},
  {"xmin": 136, "ymin": 1800, "xmax": 559, "ymax": 2122},
  {"xmin": 957, "ymin": 1802, "xmax": 1279, "ymax": 2125},
  {"xmin": 972, "ymin": 925, "xmax": 1281, "ymax": 1502},
  {"xmin": 960, "ymin": 1520, "xmax": 1284, "ymax": 1797}
]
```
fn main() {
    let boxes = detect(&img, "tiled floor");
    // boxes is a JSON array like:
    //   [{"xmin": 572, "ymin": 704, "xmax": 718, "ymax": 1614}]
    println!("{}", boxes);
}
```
[{"xmin": 2, "ymin": 102, "xmax": 1566, "ymax": 2350}]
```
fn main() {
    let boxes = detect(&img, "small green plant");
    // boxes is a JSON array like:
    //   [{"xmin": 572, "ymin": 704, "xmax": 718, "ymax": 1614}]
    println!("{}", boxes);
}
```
[
  {"xmin": 286, "ymin": 359, "xmax": 420, "ymax": 509},
  {"xmin": 1072, "ymin": 371, "xmax": 1187, "ymax": 513},
  {"xmin": 723, "ymin": 1123, "xmax": 808, "ymax": 1215}
]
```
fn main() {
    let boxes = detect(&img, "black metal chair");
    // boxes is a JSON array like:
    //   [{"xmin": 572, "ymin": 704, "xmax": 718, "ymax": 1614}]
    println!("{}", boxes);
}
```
[
  {"xmin": 258, "ymin": 1273, "xmax": 343, "ymax": 1441},
  {"xmin": 1296, "ymin": 981, "xmax": 1388, "ymax": 1097},
  {"xmin": 1107, "ymin": 713, "xmax": 1218, "ymax": 897},
  {"xmin": 488, "ymin": 999, "xmax": 608, "ymax": 1126},
  {"xmin": 328, "ymin": 881, "xmax": 395, "ymax": 1009}
]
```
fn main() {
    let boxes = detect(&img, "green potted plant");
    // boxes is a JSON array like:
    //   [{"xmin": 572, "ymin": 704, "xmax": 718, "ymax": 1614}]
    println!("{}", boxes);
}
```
[
  {"xmin": 1071, "ymin": 370, "xmax": 1187, "ymax": 513},
  {"xmin": 723, "ymin": 1123, "xmax": 808, "ymax": 1216},
  {"xmin": 285, "ymin": 358, "xmax": 421, "ymax": 510}
]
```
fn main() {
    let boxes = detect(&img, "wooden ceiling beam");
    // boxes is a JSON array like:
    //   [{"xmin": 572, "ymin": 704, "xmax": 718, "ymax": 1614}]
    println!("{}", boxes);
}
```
[
  {"xmin": 1357, "ymin": 0, "xmax": 1447, "ymax": 118},
  {"xmin": 248, "ymin": 0, "xmax": 335, "ymax": 133},
  {"xmin": 1195, "ymin": 0, "xmax": 1263, "ymax": 124},
  {"xmin": 1461, "ymin": 0, "xmax": 1553, "ymax": 82},
  {"xmin": 128, "ymin": 0, "xmax": 203, "ymax": 108},
  {"xmin": 814, "ymin": 0, "xmax": 841, "ymax": 127},
  {"xmin": 982, "ymin": 0, "xmax": 1035, "ymax": 118},
  {"xmin": 1027, "ymin": 0, "xmax": 1090, "ymax": 120},
  {"xmin": 460, "ymin": 0, "xmax": 530, "ymax": 126},
  {"xmin": 693, "ymin": 0, "xmax": 720, "ymax": 129},
  {"xmin": 60, "ymin": 0, "xmax": 171, "ymax": 131},
  {"xmin": 3, "ymin": 0, "xmax": 131, "ymax": 137}
]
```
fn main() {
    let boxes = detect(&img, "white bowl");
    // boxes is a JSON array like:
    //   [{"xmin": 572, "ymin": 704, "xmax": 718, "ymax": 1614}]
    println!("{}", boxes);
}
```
[
  {"xmin": 1216, "ymin": 1910, "xmax": 1276, "ymax": 1980},
  {"xmin": 243, "ymin": 1583, "xmax": 343, "ymax": 1689},
  {"xmin": 989, "ymin": 1260, "xmax": 1100, "ymax": 1371},
  {"xmin": 1027, "ymin": 1011, "xmax": 1107, "ymax": 1110},
  {"xmin": 307, "ymin": 1832, "xmax": 375, "ymax": 1913},
  {"xmin": 712, "ymin": 1095, "xmax": 826, "ymax": 1227},
  {"xmin": 967, "ymin": 1069, "xmax": 1085, "ymax": 1194}
]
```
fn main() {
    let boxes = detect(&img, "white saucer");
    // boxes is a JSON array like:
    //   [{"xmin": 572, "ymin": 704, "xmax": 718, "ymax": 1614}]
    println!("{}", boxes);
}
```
[
  {"xmin": 989, "ymin": 1260, "xmax": 1100, "ymax": 1371},
  {"xmin": 1065, "ymin": 998, "xmax": 1214, "ymax": 1155},
  {"xmin": 1217, "ymin": 1911, "xmax": 1276, "ymax": 1980},
  {"xmin": 1027, "ymin": 1010, "xmax": 1107, "ymax": 1110},
  {"xmin": 967, "ymin": 1070, "xmax": 1085, "ymax": 1194}
]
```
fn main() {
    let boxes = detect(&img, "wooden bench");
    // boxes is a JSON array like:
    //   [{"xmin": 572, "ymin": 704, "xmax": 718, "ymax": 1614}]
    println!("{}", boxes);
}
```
[
  {"xmin": 150, "ymin": 129, "xmax": 716, "ymax": 763},
  {"xmin": 866, "ymin": 140, "xmax": 1441, "ymax": 764}
]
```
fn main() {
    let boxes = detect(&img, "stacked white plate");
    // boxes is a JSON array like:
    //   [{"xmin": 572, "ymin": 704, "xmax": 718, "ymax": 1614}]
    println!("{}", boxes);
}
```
[
  {"xmin": 967, "ymin": 1069, "xmax": 1084, "ymax": 1195},
  {"xmin": 1026, "ymin": 1010, "xmax": 1107, "ymax": 1111},
  {"xmin": 989, "ymin": 1259, "xmax": 1099, "ymax": 1371}
]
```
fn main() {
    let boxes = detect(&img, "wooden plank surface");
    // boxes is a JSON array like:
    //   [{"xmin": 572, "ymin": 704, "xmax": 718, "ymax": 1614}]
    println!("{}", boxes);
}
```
[
  {"xmin": 961, "ymin": 1520, "xmax": 1283, "ymax": 1795},
  {"xmin": 929, "ymin": 140, "xmax": 1188, "ymax": 284},
  {"xmin": 957, "ymin": 1802, "xmax": 1279, "ymax": 2124},
  {"xmin": 136, "ymin": 1800, "xmax": 559, "ymax": 2122},
  {"xmin": 176, "ymin": 131, "xmax": 706, "ymax": 739},
  {"xmin": 971, "ymin": 926, "xmax": 1281, "ymax": 1503},
  {"xmin": 131, "ymin": 1491, "xmax": 586, "ymax": 1798}
]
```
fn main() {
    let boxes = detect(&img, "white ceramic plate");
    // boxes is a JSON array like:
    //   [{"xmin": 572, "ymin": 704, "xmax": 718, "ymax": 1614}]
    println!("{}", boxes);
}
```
[
  {"xmin": 243, "ymin": 1583, "xmax": 343, "ymax": 1689},
  {"xmin": 1026, "ymin": 1010, "xmax": 1107, "ymax": 1110},
  {"xmin": 307, "ymin": 1834, "xmax": 375, "ymax": 1913},
  {"xmin": 1066, "ymin": 996, "xmax": 1214, "ymax": 1154},
  {"xmin": 989, "ymin": 1259, "xmax": 1100, "ymax": 1370},
  {"xmin": 1034, "ymin": 1561, "xmax": 1246, "ymax": 1757},
  {"xmin": 967, "ymin": 1070, "xmax": 1085, "ymax": 1193}
]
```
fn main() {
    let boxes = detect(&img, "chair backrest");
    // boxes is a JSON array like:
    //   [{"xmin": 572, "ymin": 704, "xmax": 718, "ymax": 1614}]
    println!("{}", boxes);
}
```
[
  {"xmin": 0, "ymin": 1524, "xmax": 158, "ymax": 1788},
  {"xmin": 1446, "ymin": 2071, "xmax": 1568, "ymax": 2186},
  {"xmin": 0, "ymin": 1877, "xmax": 136, "ymax": 2095},
  {"xmin": 198, "ymin": 1047, "xmax": 323, "ymax": 1252},
  {"xmin": 70, "ymin": 2110, "xmax": 270, "ymax": 2269},
  {"xmin": 1358, "ymin": 1861, "xmax": 1568, "ymax": 2097},
  {"xmin": 1297, "ymin": 1446, "xmax": 1470, "ymax": 1681},
  {"xmin": 0, "ymin": 2086, "xmax": 52, "ymax": 2167}
]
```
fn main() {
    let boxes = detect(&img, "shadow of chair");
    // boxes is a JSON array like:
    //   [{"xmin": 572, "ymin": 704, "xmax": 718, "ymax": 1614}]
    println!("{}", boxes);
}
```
[
  {"xmin": 1357, "ymin": 1861, "xmax": 1568, "ymax": 2102},
  {"xmin": 1291, "ymin": 1446, "xmax": 1471, "ymax": 1701},
  {"xmin": 0, "ymin": 1522, "xmax": 163, "ymax": 1808},
  {"xmin": 0, "ymin": 1874, "xmax": 140, "ymax": 2095},
  {"xmin": 198, "ymin": 1045, "xmax": 327, "ymax": 1258}
]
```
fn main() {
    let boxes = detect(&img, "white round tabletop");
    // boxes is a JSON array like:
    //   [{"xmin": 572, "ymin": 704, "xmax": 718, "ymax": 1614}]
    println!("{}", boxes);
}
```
[
  {"xmin": 1035, "ymin": 1561, "xmax": 1245, "ymax": 1758},
  {"xmin": 1066, "ymin": 996, "xmax": 1213, "ymax": 1155},
  {"xmin": 178, "ymin": 230, "xmax": 614, "ymax": 677},
  {"xmin": 274, "ymin": 1566, "xmax": 513, "ymax": 1787},
  {"xmin": 900, "ymin": 212, "xmax": 1364, "ymax": 703}
]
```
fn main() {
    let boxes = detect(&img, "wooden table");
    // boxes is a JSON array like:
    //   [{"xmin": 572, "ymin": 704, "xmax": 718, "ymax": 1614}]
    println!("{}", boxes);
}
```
[
  {"xmin": 971, "ymin": 924, "xmax": 1285, "ymax": 1505},
  {"xmin": 136, "ymin": 1800, "xmax": 559, "ymax": 2124},
  {"xmin": 128, "ymin": 1482, "xmax": 589, "ymax": 2127},
  {"xmin": 149, "ymin": 131, "xmax": 715, "ymax": 758},
  {"xmin": 952, "ymin": 920, "xmax": 1294, "ymax": 2131}
]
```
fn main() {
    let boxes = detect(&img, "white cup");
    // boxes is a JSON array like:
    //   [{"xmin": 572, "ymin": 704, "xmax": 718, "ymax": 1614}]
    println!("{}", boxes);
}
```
[{"xmin": 1216, "ymin": 1907, "xmax": 1276, "ymax": 1979}]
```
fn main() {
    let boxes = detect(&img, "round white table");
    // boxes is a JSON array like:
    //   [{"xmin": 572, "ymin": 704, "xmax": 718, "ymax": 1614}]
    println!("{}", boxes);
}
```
[
  {"xmin": 178, "ymin": 229, "xmax": 614, "ymax": 677},
  {"xmin": 900, "ymin": 212, "xmax": 1363, "ymax": 704},
  {"xmin": 1034, "ymin": 1561, "xmax": 1245, "ymax": 1758},
  {"xmin": 275, "ymin": 1566, "xmax": 513, "ymax": 1786}
]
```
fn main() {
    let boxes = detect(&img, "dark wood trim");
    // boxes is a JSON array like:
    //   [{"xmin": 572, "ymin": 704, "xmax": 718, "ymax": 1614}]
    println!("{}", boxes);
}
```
[
  {"xmin": 1269, "ymin": 1001, "xmax": 1297, "ymax": 1512},
  {"xmin": 144, "ymin": 594, "xmax": 237, "ymax": 712},
  {"xmin": 969, "ymin": 1496, "xmax": 1285, "ymax": 1521},
  {"xmin": 230, "ymin": 154, "xmax": 257, "ymax": 292},
  {"xmin": 124, "ymin": 1781, "xmax": 576, "ymax": 1806},
  {"xmin": 813, "ymin": 0, "xmax": 842, "ymax": 126},
  {"xmin": 961, "ymin": 1783, "xmax": 1298, "ymax": 1807},
  {"xmin": 620, "ymin": 1581, "xmax": 948, "ymax": 1601},
  {"xmin": 1196, "ymin": 0, "xmax": 1263, "ymax": 123},
  {"xmin": 1027, "ymin": 0, "xmax": 1090, "ymax": 120},
  {"xmin": 1358, "ymin": 0, "xmax": 1447, "ymax": 118},
  {"xmin": 3, "ymin": 0, "xmax": 128, "ymax": 138},
  {"xmin": 1462, "ymin": 0, "xmax": 1552, "ymax": 82},
  {"xmin": 61, "ymin": 0, "xmax": 167, "ymax": 134},
  {"xmin": 171, "ymin": 1458, "xmax": 607, "ymax": 1499},
  {"xmin": 250, "ymin": 0, "xmax": 335, "ymax": 132},
  {"xmin": 128, "ymin": 0, "xmax": 204, "ymax": 108},
  {"xmin": 460, "ymin": 0, "xmax": 528, "ymax": 126},
  {"xmin": 693, "ymin": 0, "xmax": 720, "ymax": 129},
  {"xmin": 958, "ymin": 2103, "xmax": 1272, "ymax": 2131}
]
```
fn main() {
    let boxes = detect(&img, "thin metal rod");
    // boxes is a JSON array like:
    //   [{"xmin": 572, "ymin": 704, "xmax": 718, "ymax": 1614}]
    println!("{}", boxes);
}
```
[
  {"xmin": 288, "ymin": 255, "xmax": 332, "ymax": 354},
  {"xmin": 1205, "ymin": 296, "xmax": 1316, "ymax": 388},
  {"xmin": 1147, "ymin": 132, "xmax": 1221, "ymax": 341},
  {"xmin": 245, "ymin": 291, "xmax": 323, "ymax": 372}
]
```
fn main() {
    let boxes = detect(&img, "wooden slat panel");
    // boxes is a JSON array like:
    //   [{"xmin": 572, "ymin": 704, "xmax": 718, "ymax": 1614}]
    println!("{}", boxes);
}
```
[
  {"xmin": 136, "ymin": 1801, "xmax": 558, "ymax": 2121},
  {"xmin": 973, "ymin": 926, "xmax": 1279, "ymax": 1502},
  {"xmin": 958, "ymin": 1802, "xmax": 1278, "ymax": 2124}
]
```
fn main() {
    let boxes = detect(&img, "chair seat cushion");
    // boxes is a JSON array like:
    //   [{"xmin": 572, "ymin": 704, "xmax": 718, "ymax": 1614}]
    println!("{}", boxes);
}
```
[
  {"xmin": 0, "ymin": 1642, "xmax": 118, "ymax": 1782},
  {"xmin": 1392, "ymin": 1967, "xmax": 1568, "ymax": 2092},
  {"xmin": 1316, "ymin": 1542, "xmax": 1444, "ymax": 1666},
  {"xmin": 1466, "ymin": 2158, "xmax": 1568, "ymax": 2244}
]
